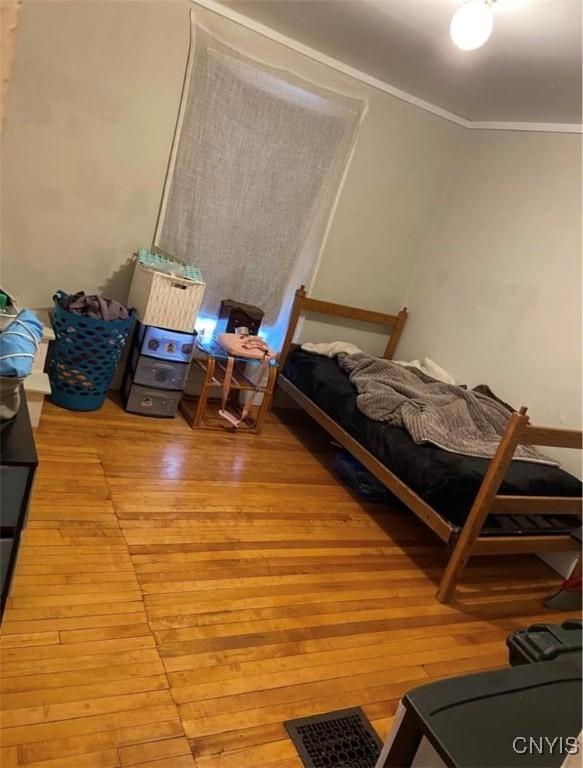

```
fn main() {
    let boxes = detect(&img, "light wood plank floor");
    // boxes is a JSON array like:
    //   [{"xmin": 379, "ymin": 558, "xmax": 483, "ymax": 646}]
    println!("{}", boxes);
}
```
[{"xmin": 1, "ymin": 398, "xmax": 575, "ymax": 767}]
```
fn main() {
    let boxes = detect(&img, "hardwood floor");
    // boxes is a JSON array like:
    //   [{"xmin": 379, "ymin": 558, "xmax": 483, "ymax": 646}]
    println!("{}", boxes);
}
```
[{"xmin": 0, "ymin": 398, "xmax": 575, "ymax": 767}]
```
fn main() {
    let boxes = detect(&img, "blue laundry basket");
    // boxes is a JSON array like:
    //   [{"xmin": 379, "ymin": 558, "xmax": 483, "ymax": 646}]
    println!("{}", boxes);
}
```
[{"xmin": 49, "ymin": 291, "xmax": 133, "ymax": 411}]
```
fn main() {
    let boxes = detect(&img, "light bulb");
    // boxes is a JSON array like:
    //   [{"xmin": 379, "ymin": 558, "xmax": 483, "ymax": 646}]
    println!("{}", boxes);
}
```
[{"xmin": 450, "ymin": 0, "xmax": 494, "ymax": 51}]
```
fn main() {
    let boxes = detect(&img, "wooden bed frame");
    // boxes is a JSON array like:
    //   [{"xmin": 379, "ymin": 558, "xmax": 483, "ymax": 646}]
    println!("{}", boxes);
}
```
[{"xmin": 278, "ymin": 286, "xmax": 582, "ymax": 602}]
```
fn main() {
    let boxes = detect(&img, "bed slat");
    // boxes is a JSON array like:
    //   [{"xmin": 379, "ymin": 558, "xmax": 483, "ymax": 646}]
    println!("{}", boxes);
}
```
[
  {"xmin": 472, "ymin": 535, "xmax": 580, "ymax": 556},
  {"xmin": 491, "ymin": 496, "xmax": 582, "ymax": 516},
  {"xmin": 519, "ymin": 425, "xmax": 583, "ymax": 450},
  {"xmin": 302, "ymin": 297, "xmax": 400, "ymax": 327}
]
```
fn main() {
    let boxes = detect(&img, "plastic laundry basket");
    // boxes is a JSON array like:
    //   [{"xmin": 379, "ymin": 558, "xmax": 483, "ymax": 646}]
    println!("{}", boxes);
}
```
[{"xmin": 49, "ymin": 291, "xmax": 133, "ymax": 411}]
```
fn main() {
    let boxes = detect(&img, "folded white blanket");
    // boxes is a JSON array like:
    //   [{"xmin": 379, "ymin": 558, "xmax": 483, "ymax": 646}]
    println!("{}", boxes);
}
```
[
  {"xmin": 300, "ymin": 342, "xmax": 456, "ymax": 386},
  {"xmin": 301, "ymin": 341, "xmax": 363, "ymax": 358},
  {"xmin": 394, "ymin": 357, "xmax": 456, "ymax": 385}
]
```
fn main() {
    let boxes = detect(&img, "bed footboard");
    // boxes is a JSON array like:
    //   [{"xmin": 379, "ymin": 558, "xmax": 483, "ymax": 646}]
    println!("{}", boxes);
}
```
[{"xmin": 436, "ymin": 408, "xmax": 583, "ymax": 602}]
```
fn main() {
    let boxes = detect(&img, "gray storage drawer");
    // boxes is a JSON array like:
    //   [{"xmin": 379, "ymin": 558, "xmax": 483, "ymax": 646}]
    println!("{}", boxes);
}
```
[
  {"xmin": 124, "ymin": 383, "xmax": 181, "ymax": 418},
  {"xmin": 131, "ymin": 349, "xmax": 189, "ymax": 390},
  {"xmin": 1, "ymin": 538, "xmax": 15, "ymax": 595},
  {"xmin": 0, "ymin": 466, "xmax": 29, "ymax": 527}
]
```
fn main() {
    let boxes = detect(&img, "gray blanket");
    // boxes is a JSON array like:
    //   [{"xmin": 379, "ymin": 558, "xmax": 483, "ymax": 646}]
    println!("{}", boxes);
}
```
[{"xmin": 338, "ymin": 353, "xmax": 555, "ymax": 465}]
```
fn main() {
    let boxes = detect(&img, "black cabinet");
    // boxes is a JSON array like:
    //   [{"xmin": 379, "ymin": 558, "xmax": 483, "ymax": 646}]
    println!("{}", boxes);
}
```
[{"xmin": 1, "ymin": 391, "xmax": 38, "ymax": 621}]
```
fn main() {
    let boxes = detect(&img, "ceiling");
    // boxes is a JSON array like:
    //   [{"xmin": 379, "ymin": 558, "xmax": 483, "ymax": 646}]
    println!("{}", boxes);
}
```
[{"xmin": 218, "ymin": 0, "xmax": 582, "ymax": 125}]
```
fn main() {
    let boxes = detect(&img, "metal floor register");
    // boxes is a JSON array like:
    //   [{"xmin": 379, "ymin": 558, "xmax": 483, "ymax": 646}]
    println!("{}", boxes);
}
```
[{"xmin": 284, "ymin": 707, "xmax": 382, "ymax": 768}]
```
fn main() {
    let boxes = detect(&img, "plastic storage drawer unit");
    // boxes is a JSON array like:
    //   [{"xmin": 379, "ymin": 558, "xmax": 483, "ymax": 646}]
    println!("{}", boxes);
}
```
[
  {"xmin": 130, "ymin": 348, "xmax": 189, "ymax": 391},
  {"xmin": 123, "ymin": 380, "xmax": 181, "ymax": 418},
  {"xmin": 507, "ymin": 620, "xmax": 582, "ymax": 667}
]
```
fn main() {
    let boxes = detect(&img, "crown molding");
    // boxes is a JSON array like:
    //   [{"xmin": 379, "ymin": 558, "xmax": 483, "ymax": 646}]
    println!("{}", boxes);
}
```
[
  {"xmin": 191, "ymin": 0, "xmax": 582, "ymax": 135},
  {"xmin": 470, "ymin": 121, "xmax": 583, "ymax": 134}
]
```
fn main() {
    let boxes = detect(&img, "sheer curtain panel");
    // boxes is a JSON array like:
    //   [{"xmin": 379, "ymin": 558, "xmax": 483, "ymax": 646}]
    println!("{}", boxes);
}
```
[{"xmin": 156, "ymin": 18, "xmax": 365, "ymax": 341}]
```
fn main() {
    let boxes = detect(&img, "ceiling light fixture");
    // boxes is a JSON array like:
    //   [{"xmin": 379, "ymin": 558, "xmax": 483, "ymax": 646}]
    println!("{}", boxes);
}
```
[{"xmin": 450, "ymin": 0, "xmax": 496, "ymax": 51}]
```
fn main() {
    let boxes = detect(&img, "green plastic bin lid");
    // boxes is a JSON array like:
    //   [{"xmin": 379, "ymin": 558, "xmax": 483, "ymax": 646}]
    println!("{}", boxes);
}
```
[{"xmin": 136, "ymin": 248, "xmax": 203, "ymax": 283}]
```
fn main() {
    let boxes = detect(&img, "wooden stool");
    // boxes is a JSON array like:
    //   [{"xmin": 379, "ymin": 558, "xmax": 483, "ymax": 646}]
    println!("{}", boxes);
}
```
[{"xmin": 180, "ymin": 336, "xmax": 277, "ymax": 434}]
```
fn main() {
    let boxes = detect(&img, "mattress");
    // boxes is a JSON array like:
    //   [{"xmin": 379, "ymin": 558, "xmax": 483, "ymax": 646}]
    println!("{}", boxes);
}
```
[{"xmin": 283, "ymin": 349, "xmax": 582, "ymax": 532}]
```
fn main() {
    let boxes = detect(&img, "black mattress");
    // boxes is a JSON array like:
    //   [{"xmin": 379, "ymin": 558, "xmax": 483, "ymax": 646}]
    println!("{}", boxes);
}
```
[{"xmin": 283, "ymin": 349, "xmax": 582, "ymax": 533}]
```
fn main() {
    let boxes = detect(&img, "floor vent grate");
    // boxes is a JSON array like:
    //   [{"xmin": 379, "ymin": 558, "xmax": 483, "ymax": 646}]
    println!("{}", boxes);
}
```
[{"xmin": 284, "ymin": 706, "xmax": 382, "ymax": 768}]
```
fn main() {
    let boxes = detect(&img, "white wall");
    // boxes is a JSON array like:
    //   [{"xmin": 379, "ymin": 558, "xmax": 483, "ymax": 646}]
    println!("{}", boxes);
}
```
[
  {"xmin": 399, "ymin": 129, "xmax": 583, "ymax": 476},
  {"xmin": 304, "ymin": 98, "xmax": 461, "ymax": 355},
  {"xmin": 1, "ymin": 0, "xmax": 189, "ymax": 307},
  {"xmin": 1, "ymin": 0, "xmax": 461, "ymax": 347}
]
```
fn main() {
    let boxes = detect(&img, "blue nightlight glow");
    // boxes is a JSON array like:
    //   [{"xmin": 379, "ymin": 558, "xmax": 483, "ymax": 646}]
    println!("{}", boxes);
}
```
[{"xmin": 195, "ymin": 314, "xmax": 284, "ymax": 351}]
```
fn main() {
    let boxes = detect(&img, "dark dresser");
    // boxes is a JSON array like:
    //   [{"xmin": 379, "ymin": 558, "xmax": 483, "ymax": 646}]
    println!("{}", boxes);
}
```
[{"xmin": 1, "ymin": 390, "xmax": 38, "ymax": 621}]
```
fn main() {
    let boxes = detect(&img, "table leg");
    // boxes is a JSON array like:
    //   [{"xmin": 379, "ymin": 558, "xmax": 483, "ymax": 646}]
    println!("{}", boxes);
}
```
[
  {"xmin": 192, "ymin": 356, "xmax": 215, "ymax": 428},
  {"xmin": 254, "ymin": 365, "xmax": 277, "ymax": 434}
]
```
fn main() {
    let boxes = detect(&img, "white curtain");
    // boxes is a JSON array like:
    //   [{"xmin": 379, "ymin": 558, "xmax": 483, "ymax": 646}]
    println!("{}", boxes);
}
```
[{"xmin": 156, "ymin": 19, "xmax": 364, "ymax": 342}]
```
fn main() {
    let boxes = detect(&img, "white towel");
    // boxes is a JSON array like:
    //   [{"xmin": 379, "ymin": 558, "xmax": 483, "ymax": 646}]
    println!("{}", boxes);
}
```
[
  {"xmin": 393, "ymin": 357, "xmax": 456, "ymax": 385},
  {"xmin": 301, "ymin": 341, "xmax": 363, "ymax": 358}
]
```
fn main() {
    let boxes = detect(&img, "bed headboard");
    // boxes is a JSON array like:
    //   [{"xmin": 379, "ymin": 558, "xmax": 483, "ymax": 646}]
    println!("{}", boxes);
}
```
[{"xmin": 279, "ymin": 285, "xmax": 408, "ymax": 368}]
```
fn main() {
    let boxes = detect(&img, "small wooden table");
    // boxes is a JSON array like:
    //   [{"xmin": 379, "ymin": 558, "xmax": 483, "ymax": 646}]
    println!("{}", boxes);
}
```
[{"xmin": 180, "ymin": 337, "xmax": 278, "ymax": 433}]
